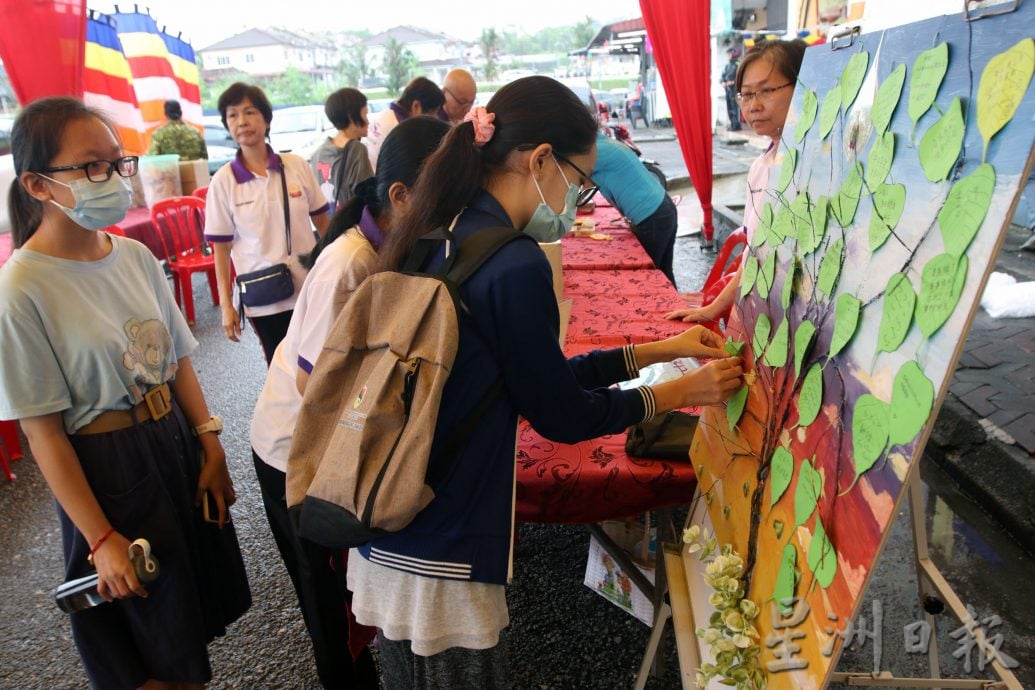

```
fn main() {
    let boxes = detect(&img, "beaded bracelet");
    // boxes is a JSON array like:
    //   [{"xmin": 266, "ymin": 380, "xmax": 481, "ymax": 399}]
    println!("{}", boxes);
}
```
[{"xmin": 87, "ymin": 527, "xmax": 116, "ymax": 564}]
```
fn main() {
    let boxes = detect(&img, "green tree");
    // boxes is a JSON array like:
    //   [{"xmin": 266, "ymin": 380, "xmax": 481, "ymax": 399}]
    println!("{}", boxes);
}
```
[
  {"xmin": 267, "ymin": 66, "xmax": 317, "ymax": 106},
  {"xmin": 341, "ymin": 42, "xmax": 372, "ymax": 88},
  {"xmin": 201, "ymin": 70, "xmax": 250, "ymax": 111},
  {"xmin": 480, "ymin": 28, "xmax": 501, "ymax": 81},
  {"xmin": 573, "ymin": 16, "xmax": 596, "ymax": 50},
  {"xmin": 383, "ymin": 38, "xmax": 418, "ymax": 95}
]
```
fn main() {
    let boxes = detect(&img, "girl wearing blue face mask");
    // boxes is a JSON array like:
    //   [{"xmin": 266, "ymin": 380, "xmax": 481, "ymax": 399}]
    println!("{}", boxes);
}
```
[
  {"xmin": 349, "ymin": 76, "xmax": 745, "ymax": 688},
  {"xmin": 0, "ymin": 97, "xmax": 250, "ymax": 689}
]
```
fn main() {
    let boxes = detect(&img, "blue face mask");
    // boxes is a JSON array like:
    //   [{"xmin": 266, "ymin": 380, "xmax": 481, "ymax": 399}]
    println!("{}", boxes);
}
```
[
  {"xmin": 43, "ymin": 173, "xmax": 133, "ymax": 231},
  {"xmin": 524, "ymin": 156, "xmax": 578, "ymax": 243}
]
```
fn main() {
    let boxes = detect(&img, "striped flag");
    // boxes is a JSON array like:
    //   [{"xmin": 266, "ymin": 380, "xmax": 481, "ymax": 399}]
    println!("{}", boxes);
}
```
[
  {"xmin": 159, "ymin": 29, "xmax": 203, "ymax": 126},
  {"xmin": 83, "ymin": 12, "xmax": 147, "ymax": 154}
]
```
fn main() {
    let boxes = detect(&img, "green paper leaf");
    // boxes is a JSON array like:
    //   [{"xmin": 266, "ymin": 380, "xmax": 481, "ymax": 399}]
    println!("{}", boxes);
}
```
[
  {"xmin": 793, "ymin": 320, "xmax": 816, "ymax": 377},
  {"xmin": 758, "ymin": 249, "xmax": 777, "ymax": 299},
  {"xmin": 889, "ymin": 360, "xmax": 936, "ymax": 446},
  {"xmin": 770, "ymin": 205, "xmax": 793, "ymax": 244},
  {"xmin": 831, "ymin": 162, "xmax": 864, "ymax": 227},
  {"xmin": 789, "ymin": 193, "xmax": 812, "ymax": 249},
  {"xmin": 794, "ymin": 458, "xmax": 822, "ymax": 526},
  {"xmin": 781, "ymin": 258, "xmax": 798, "ymax": 311},
  {"xmin": 797, "ymin": 363, "xmax": 824, "ymax": 427},
  {"xmin": 871, "ymin": 63, "xmax": 906, "ymax": 136},
  {"xmin": 777, "ymin": 148, "xmax": 798, "ymax": 193},
  {"xmin": 915, "ymin": 253, "xmax": 968, "ymax": 338},
  {"xmin": 877, "ymin": 273, "xmax": 916, "ymax": 353},
  {"xmin": 727, "ymin": 385, "xmax": 749, "ymax": 432},
  {"xmin": 977, "ymin": 39, "xmax": 1035, "ymax": 161},
  {"xmin": 807, "ymin": 517, "xmax": 838, "ymax": 589},
  {"xmin": 774, "ymin": 544, "xmax": 797, "ymax": 614},
  {"xmin": 724, "ymin": 339, "xmax": 746, "ymax": 356},
  {"xmin": 800, "ymin": 195, "xmax": 828, "ymax": 255},
  {"xmin": 819, "ymin": 85, "xmax": 841, "ymax": 140},
  {"xmin": 796, "ymin": 89, "xmax": 819, "ymax": 143},
  {"xmin": 829, "ymin": 294, "xmax": 862, "ymax": 359},
  {"xmin": 852, "ymin": 394, "xmax": 890, "ymax": 480},
  {"xmin": 753, "ymin": 313, "xmax": 772, "ymax": 359},
  {"xmin": 817, "ymin": 238, "xmax": 845, "ymax": 299},
  {"xmin": 770, "ymin": 446, "xmax": 794, "ymax": 508},
  {"xmin": 741, "ymin": 255, "xmax": 759, "ymax": 299},
  {"xmin": 938, "ymin": 163, "xmax": 996, "ymax": 258},
  {"xmin": 841, "ymin": 50, "xmax": 870, "ymax": 112},
  {"xmin": 908, "ymin": 42, "xmax": 949, "ymax": 127},
  {"xmin": 753, "ymin": 202, "xmax": 774, "ymax": 248},
  {"xmin": 763, "ymin": 317, "xmax": 789, "ymax": 368},
  {"xmin": 919, "ymin": 97, "xmax": 965, "ymax": 183},
  {"xmin": 869, "ymin": 183, "xmax": 907, "ymax": 251},
  {"xmin": 865, "ymin": 131, "xmax": 895, "ymax": 190}
]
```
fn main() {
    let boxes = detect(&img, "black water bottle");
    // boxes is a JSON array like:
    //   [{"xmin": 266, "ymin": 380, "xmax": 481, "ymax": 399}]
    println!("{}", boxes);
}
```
[{"xmin": 55, "ymin": 538, "xmax": 159, "ymax": 614}]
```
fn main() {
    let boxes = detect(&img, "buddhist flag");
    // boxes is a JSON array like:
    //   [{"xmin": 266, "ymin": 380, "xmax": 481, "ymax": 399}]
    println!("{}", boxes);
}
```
[
  {"xmin": 110, "ymin": 9, "xmax": 184, "ymax": 138},
  {"xmin": 159, "ymin": 29, "xmax": 203, "ymax": 127},
  {"xmin": 83, "ymin": 12, "xmax": 146, "ymax": 154}
]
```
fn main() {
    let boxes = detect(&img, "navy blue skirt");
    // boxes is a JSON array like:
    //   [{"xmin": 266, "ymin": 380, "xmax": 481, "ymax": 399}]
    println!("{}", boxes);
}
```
[{"xmin": 62, "ymin": 401, "xmax": 251, "ymax": 689}]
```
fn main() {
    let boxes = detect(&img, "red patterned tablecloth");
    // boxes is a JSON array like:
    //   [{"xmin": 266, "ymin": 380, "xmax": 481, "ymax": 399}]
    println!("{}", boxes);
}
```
[
  {"xmin": 561, "ymin": 229, "xmax": 655, "ymax": 271},
  {"xmin": 515, "ymin": 266, "xmax": 697, "ymax": 524},
  {"xmin": 116, "ymin": 206, "xmax": 166, "ymax": 260}
]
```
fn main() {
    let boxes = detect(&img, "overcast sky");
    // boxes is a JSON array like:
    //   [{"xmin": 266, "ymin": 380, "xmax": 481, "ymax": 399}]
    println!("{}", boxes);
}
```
[{"xmin": 92, "ymin": 1, "xmax": 644, "ymax": 49}]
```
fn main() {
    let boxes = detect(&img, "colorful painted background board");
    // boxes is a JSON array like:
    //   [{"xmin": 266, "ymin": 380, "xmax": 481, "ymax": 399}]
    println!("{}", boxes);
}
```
[{"xmin": 688, "ymin": 6, "xmax": 1034, "ymax": 689}]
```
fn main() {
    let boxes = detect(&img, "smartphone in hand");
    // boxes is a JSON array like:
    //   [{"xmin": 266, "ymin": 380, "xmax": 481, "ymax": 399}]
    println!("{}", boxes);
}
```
[{"xmin": 201, "ymin": 491, "xmax": 220, "ymax": 524}]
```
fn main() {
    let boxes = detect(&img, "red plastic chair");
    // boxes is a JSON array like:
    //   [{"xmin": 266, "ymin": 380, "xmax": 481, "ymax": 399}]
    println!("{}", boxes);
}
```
[
  {"xmin": 150, "ymin": 196, "xmax": 219, "ymax": 326},
  {"xmin": 678, "ymin": 227, "xmax": 748, "ymax": 331},
  {"xmin": 0, "ymin": 419, "xmax": 23, "ymax": 481},
  {"xmin": 104, "ymin": 225, "xmax": 126, "ymax": 236},
  {"xmin": 192, "ymin": 185, "xmax": 209, "ymax": 201}
]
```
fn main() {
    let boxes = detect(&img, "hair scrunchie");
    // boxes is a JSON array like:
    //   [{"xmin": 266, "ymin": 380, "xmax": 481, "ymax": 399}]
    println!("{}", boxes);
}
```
[
  {"xmin": 463, "ymin": 106, "xmax": 496, "ymax": 147},
  {"xmin": 353, "ymin": 176, "xmax": 379, "ymax": 206}
]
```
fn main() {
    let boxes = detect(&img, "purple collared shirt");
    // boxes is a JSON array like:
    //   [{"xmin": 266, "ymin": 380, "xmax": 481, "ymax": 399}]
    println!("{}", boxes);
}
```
[
  {"xmin": 389, "ymin": 102, "xmax": 409, "ymax": 124},
  {"xmin": 357, "ymin": 207, "xmax": 385, "ymax": 251},
  {"xmin": 229, "ymin": 144, "xmax": 282, "ymax": 183}
]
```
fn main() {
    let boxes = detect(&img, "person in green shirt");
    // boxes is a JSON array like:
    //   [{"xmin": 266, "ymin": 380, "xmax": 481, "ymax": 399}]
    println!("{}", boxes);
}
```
[{"xmin": 147, "ymin": 100, "xmax": 208, "ymax": 160}]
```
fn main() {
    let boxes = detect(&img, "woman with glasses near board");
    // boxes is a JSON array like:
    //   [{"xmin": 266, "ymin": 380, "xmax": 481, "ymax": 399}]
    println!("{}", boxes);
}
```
[
  {"xmin": 0, "ymin": 97, "xmax": 249, "ymax": 690},
  {"xmin": 667, "ymin": 38, "xmax": 807, "ymax": 324}
]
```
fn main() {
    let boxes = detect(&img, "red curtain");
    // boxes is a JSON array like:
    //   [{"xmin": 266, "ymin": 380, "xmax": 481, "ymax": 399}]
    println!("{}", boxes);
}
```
[
  {"xmin": 0, "ymin": 0, "xmax": 87, "ymax": 104},
  {"xmin": 640, "ymin": 0, "xmax": 714, "ymax": 242}
]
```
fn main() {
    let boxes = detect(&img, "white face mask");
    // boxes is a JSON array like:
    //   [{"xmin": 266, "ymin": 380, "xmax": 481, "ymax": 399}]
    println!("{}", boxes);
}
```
[
  {"xmin": 42, "ymin": 173, "xmax": 133, "ymax": 231},
  {"xmin": 524, "ymin": 156, "xmax": 578, "ymax": 243}
]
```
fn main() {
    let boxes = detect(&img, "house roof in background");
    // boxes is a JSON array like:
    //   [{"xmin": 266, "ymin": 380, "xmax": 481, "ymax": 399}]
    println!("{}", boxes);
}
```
[
  {"xmin": 364, "ymin": 25, "xmax": 462, "ymax": 46},
  {"xmin": 200, "ymin": 27, "xmax": 333, "ymax": 52}
]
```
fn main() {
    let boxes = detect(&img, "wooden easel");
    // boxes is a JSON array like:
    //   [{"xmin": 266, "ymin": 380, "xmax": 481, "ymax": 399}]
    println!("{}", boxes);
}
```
[{"xmin": 639, "ymin": 463, "xmax": 1024, "ymax": 689}]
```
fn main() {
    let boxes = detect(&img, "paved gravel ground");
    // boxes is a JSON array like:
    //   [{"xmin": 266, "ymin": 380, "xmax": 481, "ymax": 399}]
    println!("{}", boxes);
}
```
[{"xmin": 2, "ymin": 203, "xmax": 1032, "ymax": 688}]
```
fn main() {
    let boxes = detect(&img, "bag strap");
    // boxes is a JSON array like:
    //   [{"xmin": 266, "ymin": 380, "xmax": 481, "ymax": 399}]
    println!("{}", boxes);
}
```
[
  {"xmin": 445, "ymin": 226, "xmax": 526, "ymax": 286},
  {"xmin": 278, "ymin": 154, "xmax": 292, "ymax": 255},
  {"xmin": 426, "ymin": 377, "xmax": 506, "ymax": 485}
]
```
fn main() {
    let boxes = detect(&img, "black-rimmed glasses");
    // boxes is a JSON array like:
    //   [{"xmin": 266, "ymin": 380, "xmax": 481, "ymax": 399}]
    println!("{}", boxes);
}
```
[
  {"xmin": 735, "ymin": 82, "xmax": 793, "ymax": 105},
  {"xmin": 39, "ymin": 156, "xmax": 139, "ymax": 183},
  {"xmin": 554, "ymin": 153, "xmax": 599, "ymax": 207}
]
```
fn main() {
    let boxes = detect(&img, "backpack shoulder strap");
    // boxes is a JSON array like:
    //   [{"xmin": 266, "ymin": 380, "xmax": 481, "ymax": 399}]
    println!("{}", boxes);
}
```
[{"xmin": 445, "ymin": 226, "xmax": 527, "ymax": 286}]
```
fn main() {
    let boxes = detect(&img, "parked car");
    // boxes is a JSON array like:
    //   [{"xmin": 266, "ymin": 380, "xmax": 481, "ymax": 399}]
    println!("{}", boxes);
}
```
[
  {"xmin": 366, "ymin": 97, "xmax": 393, "ymax": 114},
  {"xmin": 202, "ymin": 121, "xmax": 237, "ymax": 176},
  {"xmin": 268, "ymin": 105, "xmax": 334, "ymax": 161},
  {"xmin": 556, "ymin": 78, "xmax": 598, "ymax": 116},
  {"xmin": 474, "ymin": 91, "xmax": 497, "ymax": 107}
]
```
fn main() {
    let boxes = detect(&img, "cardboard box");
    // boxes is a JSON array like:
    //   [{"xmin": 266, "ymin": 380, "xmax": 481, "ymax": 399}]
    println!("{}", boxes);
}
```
[
  {"xmin": 178, "ymin": 160, "xmax": 210, "ymax": 196},
  {"xmin": 538, "ymin": 240, "xmax": 564, "ymax": 301}
]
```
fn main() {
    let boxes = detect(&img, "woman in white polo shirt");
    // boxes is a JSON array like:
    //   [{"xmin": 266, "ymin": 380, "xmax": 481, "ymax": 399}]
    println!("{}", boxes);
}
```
[
  {"xmin": 250, "ymin": 116, "xmax": 451, "ymax": 688},
  {"xmin": 204, "ymin": 83, "xmax": 331, "ymax": 364}
]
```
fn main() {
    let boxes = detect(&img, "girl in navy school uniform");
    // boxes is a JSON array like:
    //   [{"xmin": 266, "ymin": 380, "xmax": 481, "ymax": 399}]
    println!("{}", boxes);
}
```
[
  {"xmin": 0, "ymin": 97, "xmax": 249, "ymax": 689},
  {"xmin": 346, "ymin": 76, "xmax": 745, "ymax": 688}
]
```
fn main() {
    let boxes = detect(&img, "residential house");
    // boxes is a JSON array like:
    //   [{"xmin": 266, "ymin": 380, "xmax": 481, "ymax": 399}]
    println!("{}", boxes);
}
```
[
  {"xmin": 364, "ymin": 26, "xmax": 468, "ymax": 83},
  {"xmin": 198, "ymin": 28, "xmax": 339, "ymax": 87}
]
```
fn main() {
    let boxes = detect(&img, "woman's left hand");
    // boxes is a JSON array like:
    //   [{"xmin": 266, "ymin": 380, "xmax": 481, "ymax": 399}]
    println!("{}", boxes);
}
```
[
  {"xmin": 664, "ymin": 325, "xmax": 727, "ymax": 360},
  {"xmin": 195, "ymin": 434, "xmax": 235, "ymax": 528}
]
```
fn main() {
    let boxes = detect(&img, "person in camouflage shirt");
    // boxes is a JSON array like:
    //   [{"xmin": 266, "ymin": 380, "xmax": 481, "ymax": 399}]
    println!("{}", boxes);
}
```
[{"xmin": 147, "ymin": 100, "xmax": 208, "ymax": 160}]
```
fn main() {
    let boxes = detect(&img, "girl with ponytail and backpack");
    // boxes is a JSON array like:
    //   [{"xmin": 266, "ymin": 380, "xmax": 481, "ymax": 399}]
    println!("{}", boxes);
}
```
[
  {"xmin": 346, "ymin": 76, "xmax": 745, "ymax": 688},
  {"xmin": 249, "ymin": 116, "xmax": 451, "ymax": 688}
]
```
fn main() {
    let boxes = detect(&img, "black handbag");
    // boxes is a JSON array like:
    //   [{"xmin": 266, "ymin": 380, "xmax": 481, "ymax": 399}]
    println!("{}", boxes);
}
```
[
  {"xmin": 625, "ymin": 410, "xmax": 699, "ymax": 461},
  {"xmin": 235, "ymin": 160, "xmax": 295, "ymax": 310}
]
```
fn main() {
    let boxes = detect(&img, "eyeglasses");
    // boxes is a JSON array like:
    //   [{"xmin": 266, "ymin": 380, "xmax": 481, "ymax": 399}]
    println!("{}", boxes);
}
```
[
  {"xmin": 443, "ymin": 87, "xmax": 474, "ymax": 108},
  {"xmin": 39, "ymin": 156, "xmax": 139, "ymax": 183},
  {"xmin": 554, "ymin": 153, "xmax": 599, "ymax": 207},
  {"xmin": 735, "ymin": 83, "xmax": 793, "ymax": 105}
]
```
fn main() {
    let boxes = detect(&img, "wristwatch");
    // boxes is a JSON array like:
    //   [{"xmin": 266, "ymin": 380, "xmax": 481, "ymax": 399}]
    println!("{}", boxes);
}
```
[{"xmin": 192, "ymin": 415, "xmax": 223, "ymax": 437}]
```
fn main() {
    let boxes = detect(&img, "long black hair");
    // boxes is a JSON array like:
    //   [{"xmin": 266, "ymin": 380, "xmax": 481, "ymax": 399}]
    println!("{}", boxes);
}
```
[
  {"xmin": 302, "ymin": 115, "xmax": 450, "ymax": 269},
  {"xmin": 7, "ymin": 97, "xmax": 111, "ymax": 248},
  {"xmin": 378, "ymin": 76, "xmax": 598, "ymax": 272}
]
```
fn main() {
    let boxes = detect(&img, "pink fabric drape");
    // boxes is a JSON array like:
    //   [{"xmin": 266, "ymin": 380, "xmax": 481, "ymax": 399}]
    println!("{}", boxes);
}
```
[
  {"xmin": 640, "ymin": 0, "xmax": 714, "ymax": 242},
  {"xmin": 0, "ymin": 0, "xmax": 87, "ymax": 104}
]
